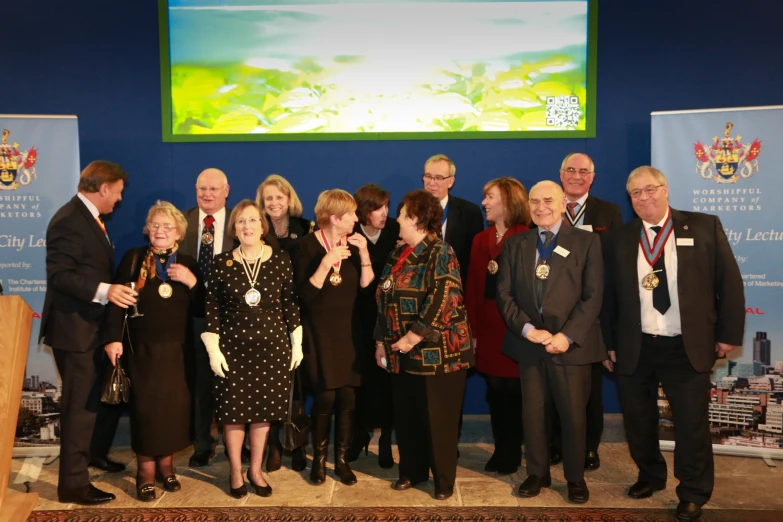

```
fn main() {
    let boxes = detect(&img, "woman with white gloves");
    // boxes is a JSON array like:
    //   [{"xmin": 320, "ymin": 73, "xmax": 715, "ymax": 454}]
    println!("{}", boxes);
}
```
[{"xmin": 201, "ymin": 199, "xmax": 302, "ymax": 499}]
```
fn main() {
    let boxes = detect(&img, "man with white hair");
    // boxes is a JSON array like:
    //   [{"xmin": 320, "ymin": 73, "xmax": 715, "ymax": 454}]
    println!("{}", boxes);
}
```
[{"xmin": 496, "ymin": 180, "xmax": 605, "ymax": 504}]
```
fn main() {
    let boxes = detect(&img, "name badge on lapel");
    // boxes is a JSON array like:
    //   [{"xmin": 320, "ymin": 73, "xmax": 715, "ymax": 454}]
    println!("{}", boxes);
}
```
[
  {"xmin": 676, "ymin": 238, "xmax": 694, "ymax": 246},
  {"xmin": 577, "ymin": 224, "xmax": 593, "ymax": 232},
  {"xmin": 554, "ymin": 245, "xmax": 570, "ymax": 257}
]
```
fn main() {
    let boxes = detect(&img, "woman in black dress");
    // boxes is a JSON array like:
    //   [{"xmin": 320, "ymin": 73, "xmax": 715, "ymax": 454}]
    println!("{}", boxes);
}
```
[
  {"xmin": 295, "ymin": 189, "xmax": 374, "ymax": 485},
  {"xmin": 256, "ymin": 173, "xmax": 313, "ymax": 472},
  {"xmin": 347, "ymin": 184, "xmax": 400, "ymax": 468},
  {"xmin": 103, "ymin": 201, "xmax": 201, "ymax": 502},
  {"xmin": 201, "ymin": 200, "xmax": 302, "ymax": 499}
]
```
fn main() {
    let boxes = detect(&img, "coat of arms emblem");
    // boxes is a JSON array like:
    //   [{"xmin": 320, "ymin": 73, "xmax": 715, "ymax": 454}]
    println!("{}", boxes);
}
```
[
  {"xmin": 0, "ymin": 129, "xmax": 39, "ymax": 190},
  {"xmin": 693, "ymin": 123, "xmax": 761, "ymax": 184}
]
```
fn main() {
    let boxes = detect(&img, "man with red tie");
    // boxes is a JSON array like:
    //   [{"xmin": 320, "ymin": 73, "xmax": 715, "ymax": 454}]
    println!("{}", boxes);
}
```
[
  {"xmin": 41, "ymin": 161, "xmax": 136, "ymax": 504},
  {"xmin": 178, "ymin": 168, "xmax": 236, "ymax": 467},
  {"xmin": 549, "ymin": 153, "xmax": 622, "ymax": 471}
]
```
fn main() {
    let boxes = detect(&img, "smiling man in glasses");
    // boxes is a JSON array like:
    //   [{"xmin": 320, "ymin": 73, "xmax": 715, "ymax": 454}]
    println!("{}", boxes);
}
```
[
  {"xmin": 602, "ymin": 166, "xmax": 744, "ymax": 522},
  {"xmin": 422, "ymin": 154, "xmax": 484, "ymax": 285},
  {"xmin": 548, "ymin": 152, "xmax": 623, "ymax": 473}
]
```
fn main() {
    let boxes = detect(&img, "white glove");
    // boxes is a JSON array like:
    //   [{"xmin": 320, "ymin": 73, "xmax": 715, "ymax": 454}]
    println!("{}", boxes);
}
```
[
  {"xmin": 201, "ymin": 332, "xmax": 229, "ymax": 378},
  {"xmin": 290, "ymin": 325, "xmax": 303, "ymax": 371}
]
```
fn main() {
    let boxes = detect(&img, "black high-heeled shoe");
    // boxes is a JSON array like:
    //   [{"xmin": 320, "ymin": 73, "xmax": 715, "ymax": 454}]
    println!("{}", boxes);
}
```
[
  {"xmin": 247, "ymin": 469, "xmax": 272, "ymax": 497},
  {"xmin": 228, "ymin": 470, "xmax": 247, "ymax": 499},
  {"xmin": 378, "ymin": 430, "xmax": 394, "ymax": 469},
  {"xmin": 346, "ymin": 429, "xmax": 371, "ymax": 462}
]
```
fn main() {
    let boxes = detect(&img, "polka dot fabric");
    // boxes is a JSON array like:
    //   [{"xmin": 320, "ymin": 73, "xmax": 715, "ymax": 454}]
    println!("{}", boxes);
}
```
[{"xmin": 205, "ymin": 250, "xmax": 301, "ymax": 424}]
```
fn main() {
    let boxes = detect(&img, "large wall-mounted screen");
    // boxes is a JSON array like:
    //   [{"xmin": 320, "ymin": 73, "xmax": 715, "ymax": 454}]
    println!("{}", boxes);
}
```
[{"xmin": 160, "ymin": 0, "xmax": 597, "ymax": 141}]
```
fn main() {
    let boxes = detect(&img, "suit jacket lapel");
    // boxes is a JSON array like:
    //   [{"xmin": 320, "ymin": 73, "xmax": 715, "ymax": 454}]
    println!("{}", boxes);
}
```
[
  {"xmin": 520, "ymin": 232, "xmax": 537, "ymax": 306},
  {"xmin": 671, "ymin": 209, "xmax": 694, "ymax": 303},
  {"xmin": 185, "ymin": 209, "xmax": 199, "ymax": 252},
  {"xmin": 582, "ymin": 195, "xmax": 598, "ymax": 226},
  {"xmin": 73, "ymin": 196, "xmax": 113, "ymax": 255},
  {"xmin": 541, "ymin": 225, "xmax": 572, "ymax": 301},
  {"xmin": 444, "ymin": 197, "xmax": 457, "ymax": 242}
]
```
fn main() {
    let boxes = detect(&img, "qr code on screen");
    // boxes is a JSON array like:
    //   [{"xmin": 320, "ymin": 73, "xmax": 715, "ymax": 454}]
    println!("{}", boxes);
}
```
[{"xmin": 545, "ymin": 96, "xmax": 581, "ymax": 127}]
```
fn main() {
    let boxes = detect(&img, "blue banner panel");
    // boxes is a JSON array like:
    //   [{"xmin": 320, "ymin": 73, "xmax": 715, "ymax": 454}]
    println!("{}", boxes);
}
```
[
  {"xmin": 652, "ymin": 106, "xmax": 783, "ymax": 453},
  {"xmin": 0, "ymin": 115, "xmax": 80, "ymax": 447}
]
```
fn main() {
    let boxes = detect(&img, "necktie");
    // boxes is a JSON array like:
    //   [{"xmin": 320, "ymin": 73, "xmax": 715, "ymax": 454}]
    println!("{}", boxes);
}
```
[
  {"xmin": 562, "ymin": 202, "xmax": 578, "ymax": 227},
  {"xmin": 95, "ymin": 216, "xmax": 110, "ymax": 243},
  {"xmin": 536, "ymin": 230, "xmax": 554, "ymax": 307},
  {"xmin": 650, "ymin": 226, "xmax": 671, "ymax": 315},
  {"xmin": 198, "ymin": 215, "xmax": 215, "ymax": 281}
]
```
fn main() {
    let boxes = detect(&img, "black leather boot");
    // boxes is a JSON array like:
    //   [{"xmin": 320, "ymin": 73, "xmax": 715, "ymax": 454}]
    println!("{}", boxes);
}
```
[
  {"xmin": 334, "ymin": 409, "xmax": 358, "ymax": 485},
  {"xmin": 309, "ymin": 413, "xmax": 331, "ymax": 485},
  {"xmin": 266, "ymin": 422, "xmax": 283, "ymax": 472},
  {"xmin": 378, "ymin": 427, "xmax": 394, "ymax": 469}
]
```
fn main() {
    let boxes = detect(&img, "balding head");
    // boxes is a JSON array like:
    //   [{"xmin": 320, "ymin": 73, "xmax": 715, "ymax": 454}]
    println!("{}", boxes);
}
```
[
  {"xmin": 528, "ymin": 181, "xmax": 566, "ymax": 230},
  {"xmin": 195, "ymin": 168, "xmax": 230, "ymax": 214}
]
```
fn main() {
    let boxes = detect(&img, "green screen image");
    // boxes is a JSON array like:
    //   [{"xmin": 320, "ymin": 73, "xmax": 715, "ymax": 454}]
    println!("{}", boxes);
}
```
[{"xmin": 161, "ymin": 0, "xmax": 596, "ymax": 141}]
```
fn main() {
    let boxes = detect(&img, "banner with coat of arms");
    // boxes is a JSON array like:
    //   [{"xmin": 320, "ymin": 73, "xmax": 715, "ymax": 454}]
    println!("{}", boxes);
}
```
[
  {"xmin": 0, "ymin": 115, "xmax": 80, "ymax": 448},
  {"xmin": 652, "ymin": 106, "xmax": 783, "ymax": 456}
]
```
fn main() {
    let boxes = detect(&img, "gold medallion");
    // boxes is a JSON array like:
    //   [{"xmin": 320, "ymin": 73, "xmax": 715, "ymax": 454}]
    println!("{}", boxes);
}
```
[
  {"xmin": 330, "ymin": 271, "xmax": 343, "ymax": 286},
  {"xmin": 201, "ymin": 231, "xmax": 214, "ymax": 245},
  {"xmin": 290, "ymin": 233, "xmax": 298, "ymax": 239},
  {"xmin": 487, "ymin": 260, "xmax": 499, "ymax": 274},
  {"xmin": 642, "ymin": 271, "xmax": 660, "ymax": 290},
  {"xmin": 158, "ymin": 282, "xmax": 173, "ymax": 299},
  {"xmin": 535, "ymin": 263, "xmax": 550, "ymax": 280},
  {"xmin": 382, "ymin": 277, "xmax": 393, "ymax": 292}
]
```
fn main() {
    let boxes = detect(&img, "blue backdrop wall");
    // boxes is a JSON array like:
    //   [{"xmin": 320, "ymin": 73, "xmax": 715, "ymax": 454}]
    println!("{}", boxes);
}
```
[{"xmin": 4, "ymin": 0, "xmax": 781, "ymax": 414}]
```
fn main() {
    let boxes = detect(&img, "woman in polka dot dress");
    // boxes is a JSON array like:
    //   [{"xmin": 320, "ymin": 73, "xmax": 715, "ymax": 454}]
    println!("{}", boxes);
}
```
[{"xmin": 201, "ymin": 200, "xmax": 303, "ymax": 499}]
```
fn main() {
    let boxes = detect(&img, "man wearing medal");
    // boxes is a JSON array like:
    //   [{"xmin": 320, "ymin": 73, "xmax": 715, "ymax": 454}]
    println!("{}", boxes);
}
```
[
  {"xmin": 177, "ymin": 168, "xmax": 239, "ymax": 468},
  {"xmin": 549, "ymin": 153, "xmax": 624, "ymax": 472},
  {"xmin": 602, "ymin": 166, "xmax": 744, "ymax": 522},
  {"xmin": 496, "ymin": 181, "xmax": 605, "ymax": 504}
]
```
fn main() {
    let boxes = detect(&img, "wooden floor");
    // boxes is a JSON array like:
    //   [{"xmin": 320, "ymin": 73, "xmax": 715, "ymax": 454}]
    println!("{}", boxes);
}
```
[{"xmin": 9, "ymin": 439, "xmax": 783, "ymax": 511}]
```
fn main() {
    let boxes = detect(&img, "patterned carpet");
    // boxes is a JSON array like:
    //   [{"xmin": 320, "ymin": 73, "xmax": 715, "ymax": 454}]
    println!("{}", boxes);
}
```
[{"xmin": 27, "ymin": 506, "xmax": 783, "ymax": 522}]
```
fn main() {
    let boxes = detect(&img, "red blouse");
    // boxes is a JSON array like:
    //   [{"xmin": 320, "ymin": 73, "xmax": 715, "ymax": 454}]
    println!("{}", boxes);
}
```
[{"xmin": 465, "ymin": 224, "xmax": 529, "ymax": 378}]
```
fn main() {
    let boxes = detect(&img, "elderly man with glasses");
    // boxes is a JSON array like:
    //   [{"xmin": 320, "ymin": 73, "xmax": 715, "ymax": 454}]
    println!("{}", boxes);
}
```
[{"xmin": 422, "ymin": 154, "xmax": 484, "ymax": 285}]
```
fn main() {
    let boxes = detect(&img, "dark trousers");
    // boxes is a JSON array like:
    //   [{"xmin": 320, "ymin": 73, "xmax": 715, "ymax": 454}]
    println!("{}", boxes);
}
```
[
  {"xmin": 550, "ymin": 361, "xmax": 604, "ymax": 454},
  {"xmin": 90, "ymin": 350, "xmax": 124, "ymax": 460},
  {"xmin": 520, "ymin": 358, "xmax": 591, "ymax": 484},
  {"xmin": 485, "ymin": 375, "xmax": 523, "ymax": 462},
  {"xmin": 187, "ymin": 317, "xmax": 215, "ymax": 452},
  {"xmin": 617, "ymin": 334, "xmax": 713, "ymax": 506},
  {"xmin": 53, "ymin": 347, "xmax": 102, "ymax": 491},
  {"xmin": 392, "ymin": 371, "xmax": 466, "ymax": 491}
]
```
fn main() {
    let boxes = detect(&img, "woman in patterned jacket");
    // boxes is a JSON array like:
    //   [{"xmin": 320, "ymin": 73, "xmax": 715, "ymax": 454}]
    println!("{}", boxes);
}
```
[{"xmin": 374, "ymin": 189, "xmax": 474, "ymax": 501}]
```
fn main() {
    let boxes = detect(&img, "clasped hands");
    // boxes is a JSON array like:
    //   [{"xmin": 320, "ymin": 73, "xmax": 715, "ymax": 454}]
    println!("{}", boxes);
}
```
[
  {"xmin": 321, "ymin": 233, "xmax": 369, "ymax": 267},
  {"xmin": 525, "ymin": 328, "xmax": 570, "ymax": 354}
]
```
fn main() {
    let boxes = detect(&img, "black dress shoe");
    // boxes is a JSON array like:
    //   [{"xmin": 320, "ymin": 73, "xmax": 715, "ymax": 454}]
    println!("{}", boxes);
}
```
[
  {"xmin": 676, "ymin": 501, "xmax": 702, "ymax": 521},
  {"xmin": 247, "ymin": 469, "xmax": 272, "ymax": 497},
  {"xmin": 89, "ymin": 457, "xmax": 126, "ymax": 473},
  {"xmin": 517, "ymin": 475, "xmax": 551, "ymax": 498},
  {"xmin": 628, "ymin": 480, "xmax": 666, "ymax": 499},
  {"xmin": 189, "ymin": 449, "xmax": 215, "ymax": 468},
  {"xmin": 549, "ymin": 450, "xmax": 562, "ymax": 465},
  {"xmin": 392, "ymin": 477, "xmax": 425, "ymax": 491},
  {"xmin": 567, "ymin": 480, "xmax": 589, "ymax": 504},
  {"xmin": 156, "ymin": 472, "xmax": 182, "ymax": 492},
  {"xmin": 434, "ymin": 487, "xmax": 454, "ymax": 500},
  {"xmin": 585, "ymin": 451, "xmax": 600, "ymax": 470},
  {"xmin": 136, "ymin": 483, "xmax": 157, "ymax": 502},
  {"xmin": 58, "ymin": 484, "xmax": 116, "ymax": 505}
]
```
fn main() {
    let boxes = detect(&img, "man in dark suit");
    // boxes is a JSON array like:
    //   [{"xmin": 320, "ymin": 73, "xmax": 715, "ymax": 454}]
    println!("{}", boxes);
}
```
[
  {"xmin": 178, "ymin": 168, "xmax": 238, "ymax": 467},
  {"xmin": 602, "ymin": 166, "xmax": 744, "ymax": 522},
  {"xmin": 422, "ymin": 154, "xmax": 484, "ymax": 285},
  {"xmin": 549, "ymin": 152, "xmax": 624, "ymax": 470},
  {"xmin": 497, "ymin": 180, "xmax": 605, "ymax": 504},
  {"xmin": 41, "ymin": 161, "xmax": 136, "ymax": 505}
]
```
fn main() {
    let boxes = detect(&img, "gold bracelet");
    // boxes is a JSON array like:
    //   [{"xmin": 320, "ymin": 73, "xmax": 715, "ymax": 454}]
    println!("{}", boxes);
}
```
[{"xmin": 361, "ymin": 263, "xmax": 371, "ymax": 267}]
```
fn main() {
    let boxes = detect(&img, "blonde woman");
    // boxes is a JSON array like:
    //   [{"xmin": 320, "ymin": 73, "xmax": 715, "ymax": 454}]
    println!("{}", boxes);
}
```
[{"xmin": 256, "ymin": 174, "xmax": 315, "ymax": 255}]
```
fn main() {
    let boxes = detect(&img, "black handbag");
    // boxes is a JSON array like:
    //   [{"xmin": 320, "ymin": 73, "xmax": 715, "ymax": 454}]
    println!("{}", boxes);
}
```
[
  {"xmin": 283, "ymin": 369, "xmax": 310, "ymax": 451},
  {"xmin": 100, "ymin": 356, "xmax": 131, "ymax": 405}
]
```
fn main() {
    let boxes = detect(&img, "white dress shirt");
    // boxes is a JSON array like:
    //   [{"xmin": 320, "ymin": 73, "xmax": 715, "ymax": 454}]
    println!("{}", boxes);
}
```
[
  {"xmin": 440, "ymin": 195, "xmax": 449, "ymax": 238},
  {"xmin": 77, "ymin": 192, "xmax": 111, "ymax": 304},
  {"xmin": 638, "ymin": 210, "xmax": 682, "ymax": 336},
  {"xmin": 197, "ymin": 206, "xmax": 227, "ymax": 258}
]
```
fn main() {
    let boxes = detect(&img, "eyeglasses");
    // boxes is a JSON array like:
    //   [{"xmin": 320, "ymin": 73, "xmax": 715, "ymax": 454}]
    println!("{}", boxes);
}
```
[
  {"xmin": 629, "ymin": 184, "xmax": 665, "ymax": 199},
  {"xmin": 237, "ymin": 217, "xmax": 262, "ymax": 226},
  {"xmin": 149, "ymin": 223, "xmax": 176, "ymax": 232},
  {"xmin": 422, "ymin": 174, "xmax": 453, "ymax": 183},
  {"xmin": 561, "ymin": 167, "xmax": 594, "ymax": 176}
]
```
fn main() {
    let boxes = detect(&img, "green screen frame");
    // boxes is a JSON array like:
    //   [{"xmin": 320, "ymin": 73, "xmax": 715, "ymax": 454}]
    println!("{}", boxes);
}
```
[{"xmin": 158, "ymin": 0, "xmax": 598, "ymax": 142}]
